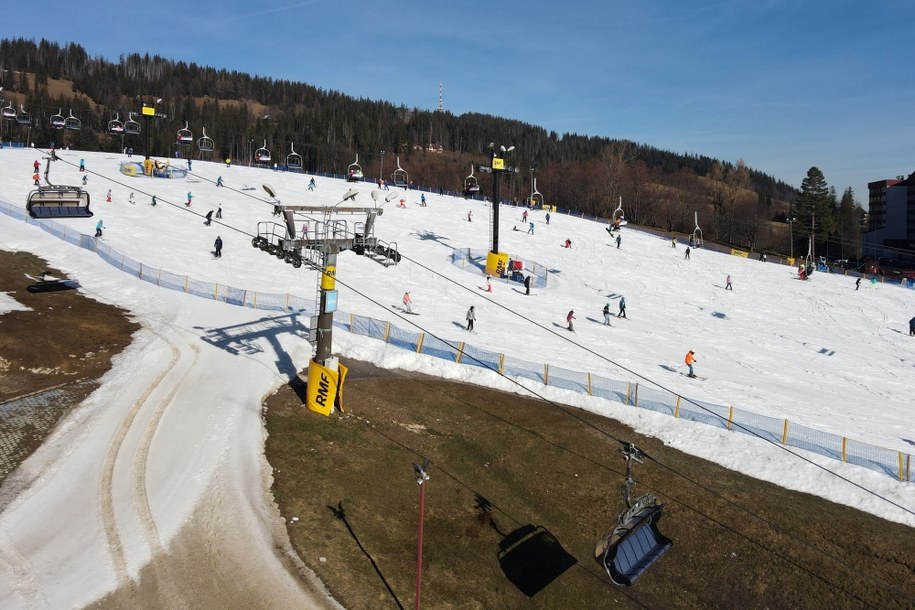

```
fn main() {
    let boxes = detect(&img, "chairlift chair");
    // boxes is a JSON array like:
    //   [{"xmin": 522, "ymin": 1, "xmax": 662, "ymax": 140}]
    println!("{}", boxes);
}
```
[
  {"xmin": 0, "ymin": 100, "xmax": 15, "ymax": 120},
  {"xmin": 50, "ymin": 108, "xmax": 66, "ymax": 129},
  {"xmin": 530, "ymin": 178, "xmax": 544, "ymax": 209},
  {"xmin": 690, "ymin": 211, "xmax": 703, "ymax": 247},
  {"xmin": 124, "ymin": 112, "xmax": 141, "ymax": 135},
  {"xmin": 197, "ymin": 126, "xmax": 214, "ymax": 152},
  {"xmin": 346, "ymin": 153, "xmax": 363, "ymax": 182},
  {"xmin": 176, "ymin": 121, "xmax": 193, "ymax": 144},
  {"xmin": 613, "ymin": 196, "xmax": 626, "ymax": 225},
  {"xmin": 594, "ymin": 443, "xmax": 672, "ymax": 587},
  {"xmin": 254, "ymin": 139, "xmax": 271, "ymax": 164},
  {"xmin": 64, "ymin": 109, "xmax": 81, "ymax": 130},
  {"xmin": 286, "ymin": 142, "xmax": 303, "ymax": 171},
  {"xmin": 391, "ymin": 156, "xmax": 409, "ymax": 188},
  {"xmin": 26, "ymin": 156, "xmax": 92, "ymax": 219},
  {"xmin": 463, "ymin": 163, "xmax": 480, "ymax": 197},
  {"xmin": 16, "ymin": 104, "xmax": 31, "ymax": 125},
  {"xmin": 108, "ymin": 112, "xmax": 124, "ymax": 134}
]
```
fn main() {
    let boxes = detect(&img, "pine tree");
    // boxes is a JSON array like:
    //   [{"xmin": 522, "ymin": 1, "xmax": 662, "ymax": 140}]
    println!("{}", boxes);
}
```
[{"xmin": 794, "ymin": 167, "xmax": 832, "ymax": 257}]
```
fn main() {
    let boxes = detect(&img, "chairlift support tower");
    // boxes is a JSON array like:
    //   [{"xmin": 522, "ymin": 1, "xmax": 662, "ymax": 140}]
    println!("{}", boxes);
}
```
[
  {"xmin": 479, "ymin": 144, "xmax": 518, "ymax": 276},
  {"xmin": 257, "ymin": 186, "xmax": 401, "ymax": 368}
]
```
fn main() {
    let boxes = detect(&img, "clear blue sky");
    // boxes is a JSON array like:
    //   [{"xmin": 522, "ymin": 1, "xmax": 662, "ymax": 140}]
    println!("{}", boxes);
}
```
[{"xmin": 6, "ymin": 0, "xmax": 914, "ymax": 201}]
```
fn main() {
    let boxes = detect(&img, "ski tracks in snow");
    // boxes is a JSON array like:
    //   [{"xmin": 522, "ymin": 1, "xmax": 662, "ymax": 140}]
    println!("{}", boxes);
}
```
[{"xmin": 100, "ymin": 330, "xmax": 199, "ymax": 589}]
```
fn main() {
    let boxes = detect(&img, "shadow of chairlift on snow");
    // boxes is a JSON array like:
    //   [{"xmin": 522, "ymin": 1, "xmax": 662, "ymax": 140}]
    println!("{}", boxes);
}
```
[
  {"xmin": 411, "ymin": 229, "xmax": 451, "ymax": 245},
  {"xmin": 195, "ymin": 312, "xmax": 309, "ymax": 379},
  {"xmin": 593, "ymin": 443, "xmax": 672, "ymax": 587}
]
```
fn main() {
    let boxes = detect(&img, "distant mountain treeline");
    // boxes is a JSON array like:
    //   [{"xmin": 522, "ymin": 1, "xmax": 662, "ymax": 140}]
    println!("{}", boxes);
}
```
[{"xmin": 1, "ymin": 37, "xmax": 806, "ymax": 251}]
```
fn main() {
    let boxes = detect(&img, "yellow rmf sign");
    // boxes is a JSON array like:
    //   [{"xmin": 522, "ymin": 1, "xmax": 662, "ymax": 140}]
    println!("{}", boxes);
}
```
[
  {"xmin": 492, "ymin": 157, "xmax": 505, "ymax": 170},
  {"xmin": 321, "ymin": 265, "xmax": 336, "ymax": 290}
]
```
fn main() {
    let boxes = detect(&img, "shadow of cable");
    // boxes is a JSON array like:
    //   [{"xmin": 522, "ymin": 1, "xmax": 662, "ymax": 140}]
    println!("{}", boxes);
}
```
[{"xmin": 328, "ymin": 501, "xmax": 405, "ymax": 610}]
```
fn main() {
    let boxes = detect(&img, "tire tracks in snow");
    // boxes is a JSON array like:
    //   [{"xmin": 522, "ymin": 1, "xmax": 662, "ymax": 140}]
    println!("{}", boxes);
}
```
[
  {"xmin": 132, "ymin": 342, "xmax": 200, "ymax": 556},
  {"xmin": 100, "ymin": 331, "xmax": 198, "ymax": 588},
  {"xmin": 0, "ymin": 527, "xmax": 47, "ymax": 608}
]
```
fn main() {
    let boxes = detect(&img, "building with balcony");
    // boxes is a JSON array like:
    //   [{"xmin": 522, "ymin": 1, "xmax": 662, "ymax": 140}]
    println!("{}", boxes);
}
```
[{"xmin": 864, "ymin": 172, "xmax": 915, "ymax": 258}]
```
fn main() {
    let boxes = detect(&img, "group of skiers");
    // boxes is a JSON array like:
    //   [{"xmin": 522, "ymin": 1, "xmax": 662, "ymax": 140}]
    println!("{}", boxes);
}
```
[{"xmin": 601, "ymin": 297, "xmax": 626, "ymax": 324}]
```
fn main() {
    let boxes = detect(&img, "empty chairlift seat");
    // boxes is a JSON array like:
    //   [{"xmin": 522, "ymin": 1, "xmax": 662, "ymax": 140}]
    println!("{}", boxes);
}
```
[
  {"xmin": 594, "ymin": 442, "xmax": 673, "ymax": 587},
  {"xmin": 599, "ymin": 504, "xmax": 672, "ymax": 586},
  {"xmin": 27, "ymin": 188, "xmax": 93, "ymax": 218}
]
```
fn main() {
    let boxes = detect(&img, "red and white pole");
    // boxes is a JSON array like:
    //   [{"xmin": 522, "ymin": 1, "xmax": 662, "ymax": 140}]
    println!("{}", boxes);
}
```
[{"xmin": 413, "ymin": 459, "xmax": 431, "ymax": 610}]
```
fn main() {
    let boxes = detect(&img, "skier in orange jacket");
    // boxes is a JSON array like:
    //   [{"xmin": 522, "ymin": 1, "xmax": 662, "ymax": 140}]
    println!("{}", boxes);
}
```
[{"xmin": 684, "ymin": 350, "xmax": 697, "ymax": 378}]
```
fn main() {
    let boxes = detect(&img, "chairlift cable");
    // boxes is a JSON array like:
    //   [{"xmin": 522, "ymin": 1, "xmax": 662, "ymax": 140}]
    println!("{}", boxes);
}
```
[{"xmin": 52, "ymin": 154, "xmax": 910, "ymax": 603}]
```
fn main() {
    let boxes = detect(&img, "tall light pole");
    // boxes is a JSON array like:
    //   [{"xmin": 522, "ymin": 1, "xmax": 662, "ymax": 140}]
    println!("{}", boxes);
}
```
[
  {"xmin": 529, "ymin": 167, "xmax": 535, "ymax": 206},
  {"xmin": 379, "ymin": 150, "xmax": 385, "ymax": 183},
  {"xmin": 787, "ymin": 217, "xmax": 796, "ymax": 259},
  {"xmin": 140, "ymin": 98, "xmax": 165, "ymax": 162},
  {"xmin": 488, "ymin": 143, "xmax": 515, "ymax": 255}
]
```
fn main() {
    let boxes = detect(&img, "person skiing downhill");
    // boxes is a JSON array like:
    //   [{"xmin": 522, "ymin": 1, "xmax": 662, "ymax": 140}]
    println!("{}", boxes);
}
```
[
  {"xmin": 615, "ymin": 234, "xmax": 622, "ymax": 249},
  {"xmin": 566, "ymin": 310, "xmax": 576, "ymax": 331},
  {"xmin": 524, "ymin": 274, "xmax": 532, "ymax": 295},
  {"xmin": 186, "ymin": 191, "xmax": 193, "ymax": 207},
  {"xmin": 467, "ymin": 210, "xmax": 473, "ymax": 222},
  {"xmin": 403, "ymin": 291, "xmax": 413, "ymax": 313},
  {"xmin": 94, "ymin": 219, "xmax": 105, "ymax": 238},
  {"xmin": 617, "ymin": 296, "xmax": 627, "ymax": 318},
  {"xmin": 685, "ymin": 350, "xmax": 698, "ymax": 377},
  {"xmin": 528, "ymin": 222, "xmax": 535, "ymax": 235},
  {"xmin": 603, "ymin": 303, "xmax": 611, "ymax": 325},
  {"xmin": 205, "ymin": 210, "xmax": 214, "ymax": 226},
  {"xmin": 214, "ymin": 236, "xmax": 223, "ymax": 258},
  {"xmin": 466, "ymin": 306, "xmax": 476, "ymax": 331},
  {"xmin": 909, "ymin": 316, "xmax": 915, "ymax": 337},
  {"xmin": 855, "ymin": 277, "xmax": 862, "ymax": 290},
  {"xmin": 522, "ymin": 210, "xmax": 528, "ymax": 223},
  {"xmin": 725, "ymin": 274, "xmax": 733, "ymax": 290},
  {"xmin": 684, "ymin": 246, "xmax": 691, "ymax": 260}
]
